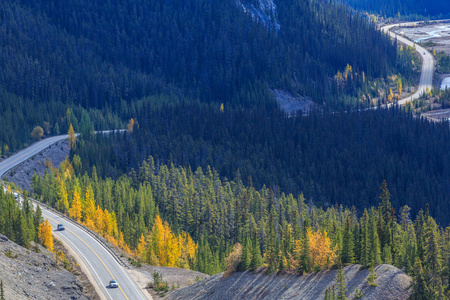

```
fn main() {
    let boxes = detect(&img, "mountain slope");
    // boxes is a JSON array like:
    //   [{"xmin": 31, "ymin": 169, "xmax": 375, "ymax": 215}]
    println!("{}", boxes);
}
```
[
  {"xmin": 0, "ymin": 234, "xmax": 92, "ymax": 300},
  {"xmin": 167, "ymin": 264, "xmax": 411, "ymax": 300},
  {"xmin": 1, "ymin": 0, "xmax": 395, "ymax": 109}
]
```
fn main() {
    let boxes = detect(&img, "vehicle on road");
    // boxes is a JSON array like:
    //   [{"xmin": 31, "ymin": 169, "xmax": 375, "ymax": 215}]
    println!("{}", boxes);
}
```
[
  {"xmin": 109, "ymin": 280, "xmax": 119, "ymax": 288},
  {"xmin": 13, "ymin": 192, "xmax": 18, "ymax": 199},
  {"xmin": 56, "ymin": 224, "xmax": 65, "ymax": 231}
]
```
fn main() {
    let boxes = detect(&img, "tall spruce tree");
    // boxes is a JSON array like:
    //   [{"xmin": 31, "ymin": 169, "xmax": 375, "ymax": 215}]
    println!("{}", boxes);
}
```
[
  {"xmin": 336, "ymin": 267, "xmax": 347, "ymax": 300},
  {"xmin": 249, "ymin": 228, "xmax": 263, "ymax": 271},
  {"xmin": 0, "ymin": 280, "xmax": 4, "ymax": 300},
  {"xmin": 342, "ymin": 216, "xmax": 355, "ymax": 264},
  {"xmin": 298, "ymin": 221, "xmax": 312, "ymax": 274},
  {"xmin": 360, "ymin": 210, "xmax": 369, "ymax": 267},
  {"xmin": 369, "ymin": 210, "xmax": 382, "ymax": 266},
  {"xmin": 424, "ymin": 216, "xmax": 446, "ymax": 298},
  {"xmin": 410, "ymin": 257, "xmax": 431, "ymax": 300}
]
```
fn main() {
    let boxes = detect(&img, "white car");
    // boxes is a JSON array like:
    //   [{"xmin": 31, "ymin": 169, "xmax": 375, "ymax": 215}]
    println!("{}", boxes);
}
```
[{"xmin": 109, "ymin": 280, "xmax": 119, "ymax": 288}]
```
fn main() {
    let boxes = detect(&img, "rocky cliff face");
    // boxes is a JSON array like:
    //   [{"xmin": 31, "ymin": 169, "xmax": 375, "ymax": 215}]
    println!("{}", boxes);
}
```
[
  {"xmin": 167, "ymin": 264, "xmax": 411, "ymax": 300},
  {"xmin": 235, "ymin": 0, "xmax": 280, "ymax": 32},
  {"xmin": 0, "ymin": 234, "xmax": 90, "ymax": 300}
]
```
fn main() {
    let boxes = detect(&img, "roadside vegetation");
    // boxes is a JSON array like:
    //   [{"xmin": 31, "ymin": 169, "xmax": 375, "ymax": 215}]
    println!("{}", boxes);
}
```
[{"xmin": 30, "ymin": 152, "xmax": 450, "ymax": 298}]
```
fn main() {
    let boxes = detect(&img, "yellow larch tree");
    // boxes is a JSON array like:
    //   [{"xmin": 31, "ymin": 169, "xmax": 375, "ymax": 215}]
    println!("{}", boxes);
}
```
[
  {"xmin": 293, "ymin": 228, "xmax": 338, "ymax": 272},
  {"xmin": 84, "ymin": 185, "xmax": 96, "ymax": 223},
  {"xmin": 94, "ymin": 205, "xmax": 105, "ymax": 233},
  {"xmin": 180, "ymin": 232, "xmax": 197, "ymax": 262},
  {"xmin": 59, "ymin": 157, "xmax": 74, "ymax": 179},
  {"xmin": 57, "ymin": 177, "xmax": 69, "ymax": 213},
  {"xmin": 397, "ymin": 78, "xmax": 402, "ymax": 98},
  {"xmin": 68, "ymin": 189, "xmax": 82, "ymax": 222},
  {"xmin": 308, "ymin": 229, "xmax": 338, "ymax": 269},
  {"xmin": 388, "ymin": 88, "xmax": 394, "ymax": 102},
  {"xmin": 68, "ymin": 124, "xmax": 76, "ymax": 150},
  {"xmin": 118, "ymin": 231, "xmax": 125, "ymax": 248},
  {"xmin": 151, "ymin": 215, "xmax": 180, "ymax": 267},
  {"xmin": 38, "ymin": 220, "xmax": 54, "ymax": 252},
  {"xmin": 127, "ymin": 118, "xmax": 135, "ymax": 132},
  {"xmin": 136, "ymin": 234, "xmax": 147, "ymax": 259}
]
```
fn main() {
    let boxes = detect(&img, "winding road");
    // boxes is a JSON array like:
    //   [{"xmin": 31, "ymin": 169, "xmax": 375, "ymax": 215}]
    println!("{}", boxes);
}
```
[
  {"xmin": 0, "ymin": 134, "xmax": 150, "ymax": 300},
  {"xmin": 381, "ymin": 22, "xmax": 435, "ymax": 105},
  {"xmin": 0, "ymin": 20, "xmax": 441, "ymax": 300}
]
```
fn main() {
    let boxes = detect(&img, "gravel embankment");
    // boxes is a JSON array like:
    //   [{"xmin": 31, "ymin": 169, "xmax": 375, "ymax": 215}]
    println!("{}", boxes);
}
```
[
  {"xmin": 4, "ymin": 140, "xmax": 70, "ymax": 191},
  {"xmin": 0, "ymin": 233, "xmax": 90, "ymax": 300},
  {"xmin": 167, "ymin": 264, "xmax": 411, "ymax": 300}
]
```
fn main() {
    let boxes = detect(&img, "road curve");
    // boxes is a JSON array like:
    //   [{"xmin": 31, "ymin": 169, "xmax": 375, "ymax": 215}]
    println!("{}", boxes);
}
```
[
  {"xmin": 0, "ymin": 134, "xmax": 149, "ymax": 300},
  {"xmin": 381, "ymin": 22, "xmax": 435, "ymax": 105}
]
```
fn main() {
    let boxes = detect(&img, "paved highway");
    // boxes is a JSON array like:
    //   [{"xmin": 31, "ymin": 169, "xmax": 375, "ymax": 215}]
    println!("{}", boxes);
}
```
[
  {"xmin": 0, "ymin": 134, "xmax": 149, "ymax": 300},
  {"xmin": 0, "ymin": 135, "xmax": 69, "ymax": 178},
  {"xmin": 381, "ymin": 22, "xmax": 435, "ymax": 105}
]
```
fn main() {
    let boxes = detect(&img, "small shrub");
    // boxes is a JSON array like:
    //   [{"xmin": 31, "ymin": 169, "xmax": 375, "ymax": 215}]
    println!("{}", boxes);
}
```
[
  {"xmin": 152, "ymin": 271, "xmax": 169, "ymax": 297},
  {"xmin": 354, "ymin": 287, "xmax": 363, "ymax": 299},
  {"xmin": 195, "ymin": 276, "xmax": 201, "ymax": 283},
  {"xmin": 367, "ymin": 266, "xmax": 378, "ymax": 287},
  {"xmin": 5, "ymin": 249, "xmax": 14, "ymax": 259},
  {"xmin": 128, "ymin": 257, "xmax": 142, "ymax": 267},
  {"xmin": 223, "ymin": 243, "xmax": 243, "ymax": 278}
]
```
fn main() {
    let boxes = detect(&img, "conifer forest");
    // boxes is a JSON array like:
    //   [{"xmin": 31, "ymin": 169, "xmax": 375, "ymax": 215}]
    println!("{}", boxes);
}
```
[{"xmin": 0, "ymin": 0, "xmax": 449, "ymax": 299}]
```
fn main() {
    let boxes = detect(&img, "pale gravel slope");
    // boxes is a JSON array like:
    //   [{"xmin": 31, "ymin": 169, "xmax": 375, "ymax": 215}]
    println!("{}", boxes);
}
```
[
  {"xmin": 0, "ymin": 234, "xmax": 89, "ymax": 300},
  {"xmin": 167, "ymin": 264, "xmax": 410, "ymax": 300}
]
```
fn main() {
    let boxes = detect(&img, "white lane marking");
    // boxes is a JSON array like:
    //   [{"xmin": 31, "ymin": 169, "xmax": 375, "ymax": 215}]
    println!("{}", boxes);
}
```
[
  {"xmin": 43, "ymin": 207, "xmax": 147, "ymax": 300},
  {"xmin": 45, "ymin": 213, "xmax": 114, "ymax": 300}
]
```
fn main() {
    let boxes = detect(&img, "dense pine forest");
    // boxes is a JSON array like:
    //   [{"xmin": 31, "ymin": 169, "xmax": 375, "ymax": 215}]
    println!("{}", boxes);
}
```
[
  {"xmin": 0, "ymin": 0, "xmax": 408, "ymax": 152},
  {"xmin": 0, "ymin": 187, "xmax": 42, "ymax": 249},
  {"xmin": 341, "ymin": 0, "xmax": 450, "ymax": 18},
  {"xmin": 30, "ymin": 152, "xmax": 450, "ymax": 298},
  {"xmin": 1, "ymin": 0, "xmax": 450, "ymax": 298},
  {"xmin": 73, "ymin": 103, "xmax": 450, "ymax": 225}
]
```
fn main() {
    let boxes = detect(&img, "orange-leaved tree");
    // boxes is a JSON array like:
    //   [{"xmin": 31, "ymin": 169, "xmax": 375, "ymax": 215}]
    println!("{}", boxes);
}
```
[
  {"xmin": 145, "ymin": 215, "xmax": 197, "ymax": 268},
  {"xmin": 294, "ymin": 228, "xmax": 338, "ymax": 272},
  {"xmin": 68, "ymin": 189, "xmax": 82, "ymax": 222},
  {"xmin": 38, "ymin": 220, "xmax": 54, "ymax": 252}
]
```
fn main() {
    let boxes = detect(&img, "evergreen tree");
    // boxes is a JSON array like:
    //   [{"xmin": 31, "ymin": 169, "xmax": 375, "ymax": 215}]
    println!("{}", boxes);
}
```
[
  {"xmin": 265, "ymin": 211, "xmax": 277, "ymax": 273},
  {"xmin": 0, "ymin": 280, "xmax": 4, "ymax": 300},
  {"xmin": 369, "ymin": 210, "xmax": 381, "ymax": 266},
  {"xmin": 249, "ymin": 228, "xmax": 263, "ymax": 271},
  {"xmin": 341, "ymin": 216, "xmax": 355, "ymax": 264},
  {"xmin": 379, "ymin": 181, "xmax": 393, "ymax": 250},
  {"xmin": 368, "ymin": 266, "xmax": 378, "ymax": 286},
  {"xmin": 240, "ymin": 235, "xmax": 251, "ymax": 271},
  {"xmin": 423, "ymin": 216, "xmax": 446, "ymax": 298},
  {"xmin": 360, "ymin": 210, "xmax": 369, "ymax": 267},
  {"xmin": 410, "ymin": 257, "xmax": 431, "ymax": 300},
  {"xmin": 336, "ymin": 267, "xmax": 347, "ymax": 300},
  {"xmin": 298, "ymin": 221, "xmax": 312, "ymax": 274}
]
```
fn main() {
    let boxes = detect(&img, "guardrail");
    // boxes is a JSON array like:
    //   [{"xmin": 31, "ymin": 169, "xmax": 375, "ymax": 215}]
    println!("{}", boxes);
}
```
[
  {"xmin": 0, "ymin": 131, "xmax": 131, "ymax": 269},
  {"xmin": 1, "ymin": 183, "xmax": 131, "ymax": 270}
]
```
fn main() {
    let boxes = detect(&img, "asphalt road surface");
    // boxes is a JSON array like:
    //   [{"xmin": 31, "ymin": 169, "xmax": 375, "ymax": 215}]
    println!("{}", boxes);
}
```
[
  {"xmin": 381, "ymin": 22, "xmax": 435, "ymax": 106},
  {"xmin": 0, "ymin": 134, "xmax": 149, "ymax": 300}
]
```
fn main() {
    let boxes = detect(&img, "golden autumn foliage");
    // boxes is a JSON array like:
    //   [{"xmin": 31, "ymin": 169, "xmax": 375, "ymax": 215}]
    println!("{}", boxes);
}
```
[
  {"xmin": 38, "ymin": 220, "xmax": 54, "ymax": 252},
  {"xmin": 144, "ymin": 215, "xmax": 198, "ymax": 268},
  {"xmin": 293, "ymin": 228, "xmax": 338, "ymax": 271},
  {"xmin": 84, "ymin": 185, "xmax": 96, "ymax": 223},
  {"xmin": 68, "ymin": 124, "xmax": 76, "ymax": 149},
  {"xmin": 68, "ymin": 189, "xmax": 82, "ymax": 222},
  {"xmin": 57, "ymin": 177, "xmax": 69, "ymax": 213},
  {"xmin": 224, "ymin": 243, "xmax": 243, "ymax": 278},
  {"xmin": 127, "ymin": 118, "xmax": 135, "ymax": 132},
  {"xmin": 136, "ymin": 234, "xmax": 147, "ymax": 259}
]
